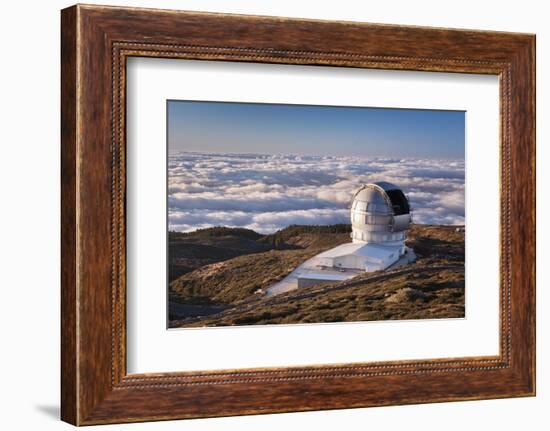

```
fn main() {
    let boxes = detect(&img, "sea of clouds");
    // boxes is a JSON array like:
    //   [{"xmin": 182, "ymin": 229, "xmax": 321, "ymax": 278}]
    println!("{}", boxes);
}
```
[{"xmin": 168, "ymin": 152, "xmax": 465, "ymax": 234}]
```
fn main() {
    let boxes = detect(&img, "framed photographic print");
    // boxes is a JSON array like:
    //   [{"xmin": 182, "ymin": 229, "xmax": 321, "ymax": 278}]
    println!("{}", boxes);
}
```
[
  {"xmin": 164, "ymin": 101, "xmax": 466, "ymax": 330},
  {"xmin": 61, "ymin": 4, "xmax": 535, "ymax": 425}
]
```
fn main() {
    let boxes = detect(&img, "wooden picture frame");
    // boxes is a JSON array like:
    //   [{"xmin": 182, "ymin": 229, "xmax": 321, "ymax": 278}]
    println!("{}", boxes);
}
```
[{"xmin": 61, "ymin": 4, "xmax": 535, "ymax": 425}]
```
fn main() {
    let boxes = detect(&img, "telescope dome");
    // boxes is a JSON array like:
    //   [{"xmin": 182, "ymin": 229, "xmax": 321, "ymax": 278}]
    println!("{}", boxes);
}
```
[{"xmin": 350, "ymin": 182, "xmax": 411, "ymax": 245}]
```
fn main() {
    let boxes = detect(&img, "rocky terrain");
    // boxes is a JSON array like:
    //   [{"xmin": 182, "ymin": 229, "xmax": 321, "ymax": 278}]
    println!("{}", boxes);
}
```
[{"xmin": 168, "ymin": 224, "xmax": 465, "ymax": 328}]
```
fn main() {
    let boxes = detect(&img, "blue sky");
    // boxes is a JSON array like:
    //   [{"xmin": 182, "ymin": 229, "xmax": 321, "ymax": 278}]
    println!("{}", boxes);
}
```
[{"xmin": 167, "ymin": 100, "xmax": 465, "ymax": 159}]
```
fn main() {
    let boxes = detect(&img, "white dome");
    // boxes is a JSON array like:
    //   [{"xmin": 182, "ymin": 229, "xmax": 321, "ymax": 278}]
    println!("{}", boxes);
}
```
[{"xmin": 350, "ymin": 182, "xmax": 411, "ymax": 245}]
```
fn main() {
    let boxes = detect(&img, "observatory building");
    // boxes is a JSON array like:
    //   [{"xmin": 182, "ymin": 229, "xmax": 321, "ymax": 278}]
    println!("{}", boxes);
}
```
[
  {"xmin": 267, "ymin": 182, "xmax": 415, "ymax": 295},
  {"xmin": 313, "ymin": 182, "xmax": 413, "ymax": 272}
]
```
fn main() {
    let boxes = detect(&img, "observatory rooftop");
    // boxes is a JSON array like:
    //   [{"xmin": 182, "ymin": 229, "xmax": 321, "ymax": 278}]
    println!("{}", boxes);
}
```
[{"xmin": 351, "ymin": 182, "xmax": 412, "ymax": 244}]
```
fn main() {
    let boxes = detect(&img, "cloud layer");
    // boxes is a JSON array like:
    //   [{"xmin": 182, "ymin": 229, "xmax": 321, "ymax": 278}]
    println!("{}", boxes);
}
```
[{"xmin": 168, "ymin": 152, "xmax": 464, "ymax": 234}]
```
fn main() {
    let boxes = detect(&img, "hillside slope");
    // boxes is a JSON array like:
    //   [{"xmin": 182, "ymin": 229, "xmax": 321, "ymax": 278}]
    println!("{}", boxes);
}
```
[
  {"xmin": 169, "ymin": 224, "xmax": 464, "ymax": 327},
  {"xmin": 168, "ymin": 224, "xmax": 350, "ymax": 282}
]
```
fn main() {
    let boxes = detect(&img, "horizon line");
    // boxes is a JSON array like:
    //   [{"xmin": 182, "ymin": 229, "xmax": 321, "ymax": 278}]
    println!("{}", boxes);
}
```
[{"xmin": 168, "ymin": 149, "xmax": 465, "ymax": 161}]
